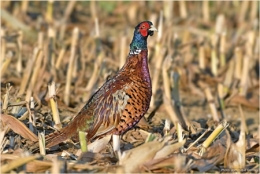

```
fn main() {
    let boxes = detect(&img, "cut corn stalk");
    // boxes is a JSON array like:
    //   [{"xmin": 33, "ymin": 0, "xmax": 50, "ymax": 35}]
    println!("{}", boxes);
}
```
[
  {"xmin": 119, "ymin": 36, "xmax": 126, "ymax": 68},
  {"xmin": 79, "ymin": 131, "xmax": 88, "ymax": 152},
  {"xmin": 64, "ymin": 27, "xmax": 79, "ymax": 105},
  {"xmin": 2, "ymin": 83, "xmax": 12, "ymax": 112},
  {"xmin": 202, "ymin": 0, "xmax": 209, "ymax": 22},
  {"xmin": 1, "ymin": 51, "xmax": 13, "ymax": 77},
  {"xmin": 239, "ymin": 55, "xmax": 250, "ymax": 96},
  {"xmin": 0, "ymin": 28, "xmax": 6, "ymax": 65},
  {"xmin": 59, "ymin": 1, "xmax": 77, "ymax": 41},
  {"xmin": 238, "ymin": 1, "xmax": 249, "ymax": 24},
  {"xmin": 204, "ymin": 87, "xmax": 220, "ymax": 121},
  {"xmin": 220, "ymin": 31, "xmax": 226, "ymax": 67},
  {"xmin": 55, "ymin": 47, "xmax": 66, "ymax": 69},
  {"xmin": 27, "ymin": 49, "xmax": 43, "ymax": 94},
  {"xmin": 239, "ymin": 105, "xmax": 248, "ymax": 134},
  {"xmin": 48, "ymin": 81, "xmax": 61, "ymax": 130},
  {"xmin": 177, "ymin": 123, "xmax": 184, "ymax": 152},
  {"xmin": 199, "ymin": 120, "xmax": 229, "ymax": 156},
  {"xmin": 150, "ymin": 11, "xmax": 164, "ymax": 108},
  {"xmin": 16, "ymin": 30, "xmax": 23, "ymax": 75},
  {"xmin": 162, "ymin": 56, "xmax": 179, "ymax": 128},
  {"xmin": 210, "ymin": 34, "xmax": 219, "ymax": 76},
  {"xmin": 46, "ymin": 0, "xmax": 54, "ymax": 23},
  {"xmin": 29, "ymin": 96, "xmax": 36, "ymax": 127},
  {"xmin": 113, "ymin": 134, "xmax": 121, "ymax": 160},
  {"xmin": 234, "ymin": 47, "xmax": 242, "ymax": 80},
  {"xmin": 185, "ymin": 128, "xmax": 210, "ymax": 152},
  {"xmin": 217, "ymin": 83, "xmax": 225, "ymax": 110},
  {"xmin": 163, "ymin": 1, "xmax": 172, "ymax": 22},
  {"xmin": 179, "ymin": 1, "xmax": 187, "ymax": 18},
  {"xmin": 172, "ymin": 71, "xmax": 190, "ymax": 130},
  {"xmin": 199, "ymin": 44, "xmax": 205, "ymax": 70},
  {"xmin": 47, "ymin": 26, "xmax": 56, "ymax": 76},
  {"xmin": 37, "ymin": 31, "xmax": 44, "ymax": 49},
  {"xmin": 215, "ymin": 14, "xmax": 225, "ymax": 35},
  {"xmin": 38, "ymin": 132, "xmax": 46, "ymax": 155},
  {"xmin": 85, "ymin": 52, "xmax": 104, "ymax": 92},
  {"xmin": 163, "ymin": 119, "xmax": 170, "ymax": 135},
  {"xmin": 18, "ymin": 48, "xmax": 40, "ymax": 96},
  {"xmin": 223, "ymin": 58, "xmax": 234, "ymax": 91},
  {"xmin": 250, "ymin": 1, "xmax": 257, "ymax": 20}
]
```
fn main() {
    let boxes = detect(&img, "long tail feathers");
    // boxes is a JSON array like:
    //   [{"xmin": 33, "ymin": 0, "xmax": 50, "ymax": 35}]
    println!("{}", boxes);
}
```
[
  {"xmin": 30, "ymin": 121, "xmax": 78, "ymax": 152},
  {"xmin": 45, "ymin": 120, "xmax": 79, "ymax": 148}
]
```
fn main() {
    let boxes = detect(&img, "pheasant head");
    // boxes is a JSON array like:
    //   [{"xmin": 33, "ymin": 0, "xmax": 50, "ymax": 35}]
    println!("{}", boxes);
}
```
[{"xmin": 130, "ymin": 21, "xmax": 157, "ymax": 54}]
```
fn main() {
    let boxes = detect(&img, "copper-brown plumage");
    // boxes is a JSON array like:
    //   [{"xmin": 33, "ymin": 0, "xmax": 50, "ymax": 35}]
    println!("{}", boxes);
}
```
[{"xmin": 43, "ymin": 21, "xmax": 157, "ymax": 149}]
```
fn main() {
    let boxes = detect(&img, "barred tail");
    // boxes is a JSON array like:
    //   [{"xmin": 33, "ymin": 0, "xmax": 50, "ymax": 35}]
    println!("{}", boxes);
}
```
[
  {"xmin": 45, "ymin": 121, "xmax": 78, "ymax": 148},
  {"xmin": 30, "ymin": 110, "xmax": 93, "ymax": 152}
]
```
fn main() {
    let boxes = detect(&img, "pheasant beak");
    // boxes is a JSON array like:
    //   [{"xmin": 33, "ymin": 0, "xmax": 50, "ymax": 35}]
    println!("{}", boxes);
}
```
[{"xmin": 149, "ymin": 25, "xmax": 158, "ymax": 32}]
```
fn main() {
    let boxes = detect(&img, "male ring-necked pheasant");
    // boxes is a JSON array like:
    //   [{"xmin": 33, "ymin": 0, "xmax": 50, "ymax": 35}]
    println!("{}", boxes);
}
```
[{"xmin": 43, "ymin": 21, "xmax": 157, "ymax": 148}]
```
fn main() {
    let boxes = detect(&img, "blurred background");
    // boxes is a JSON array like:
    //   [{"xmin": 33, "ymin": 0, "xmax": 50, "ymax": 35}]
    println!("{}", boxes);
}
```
[
  {"xmin": 1, "ymin": 1, "xmax": 259, "ymax": 173},
  {"xmin": 1, "ymin": 1, "xmax": 259, "ymax": 135}
]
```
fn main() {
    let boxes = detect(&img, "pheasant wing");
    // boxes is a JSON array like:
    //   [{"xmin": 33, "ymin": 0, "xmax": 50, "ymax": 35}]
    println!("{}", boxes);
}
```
[{"xmin": 83, "ymin": 78, "xmax": 132, "ymax": 140}]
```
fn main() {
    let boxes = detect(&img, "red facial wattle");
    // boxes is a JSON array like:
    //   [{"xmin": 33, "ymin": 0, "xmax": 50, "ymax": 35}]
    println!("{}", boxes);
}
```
[{"xmin": 139, "ymin": 22, "xmax": 150, "ymax": 37}]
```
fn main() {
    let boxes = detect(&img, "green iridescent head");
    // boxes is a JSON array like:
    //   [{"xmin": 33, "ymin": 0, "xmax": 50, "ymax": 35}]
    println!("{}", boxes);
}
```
[{"xmin": 130, "ymin": 21, "xmax": 157, "ymax": 51}]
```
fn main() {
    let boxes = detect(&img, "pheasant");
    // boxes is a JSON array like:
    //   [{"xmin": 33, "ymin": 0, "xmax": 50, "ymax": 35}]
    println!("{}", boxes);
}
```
[{"xmin": 41, "ymin": 21, "xmax": 157, "ymax": 149}]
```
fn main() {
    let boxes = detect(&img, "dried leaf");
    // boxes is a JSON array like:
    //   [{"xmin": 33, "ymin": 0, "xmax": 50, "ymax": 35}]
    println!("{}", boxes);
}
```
[
  {"xmin": 229, "ymin": 95, "xmax": 259, "ymax": 109},
  {"xmin": 136, "ymin": 117, "xmax": 151, "ymax": 130},
  {"xmin": 203, "ymin": 141, "xmax": 226, "ymax": 161},
  {"xmin": 77, "ymin": 151, "xmax": 116, "ymax": 164},
  {"xmin": 191, "ymin": 142, "xmax": 226, "ymax": 172},
  {"xmin": 191, "ymin": 156, "xmax": 220, "ymax": 172},
  {"xmin": 1, "ymin": 114, "xmax": 38, "ymax": 141},
  {"xmin": 88, "ymin": 134, "xmax": 111, "ymax": 153},
  {"xmin": 154, "ymin": 139, "xmax": 186, "ymax": 159},
  {"xmin": 246, "ymin": 138, "xmax": 259, "ymax": 152},
  {"xmin": 143, "ymin": 156, "xmax": 173, "ymax": 170},
  {"xmin": 26, "ymin": 160, "xmax": 52, "ymax": 173},
  {"xmin": 120, "ymin": 140, "xmax": 164, "ymax": 172},
  {"xmin": 224, "ymin": 130, "xmax": 246, "ymax": 171},
  {"xmin": 1, "ymin": 154, "xmax": 40, "ymax": 173},
  {"xmin": 143, "ymin": 154, "xmax": 187, "ymax": 172}
]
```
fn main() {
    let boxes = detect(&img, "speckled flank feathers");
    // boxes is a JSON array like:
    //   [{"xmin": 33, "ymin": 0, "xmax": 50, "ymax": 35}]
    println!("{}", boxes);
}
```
[{"xmin": 41, "ymin": 21, "xmax": 156, "ymax": 149}]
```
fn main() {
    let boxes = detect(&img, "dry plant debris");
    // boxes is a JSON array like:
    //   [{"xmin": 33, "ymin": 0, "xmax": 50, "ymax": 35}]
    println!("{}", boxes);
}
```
[{"xmin": 1, "ymin": 1, "xmax": 259, "ymax": 173}]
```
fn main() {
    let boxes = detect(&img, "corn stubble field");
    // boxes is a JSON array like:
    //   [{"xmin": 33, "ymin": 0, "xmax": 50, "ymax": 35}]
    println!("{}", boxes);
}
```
[{"xmin": 1, "ymin": 1, "xmax": 259, "ymax": 173}]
